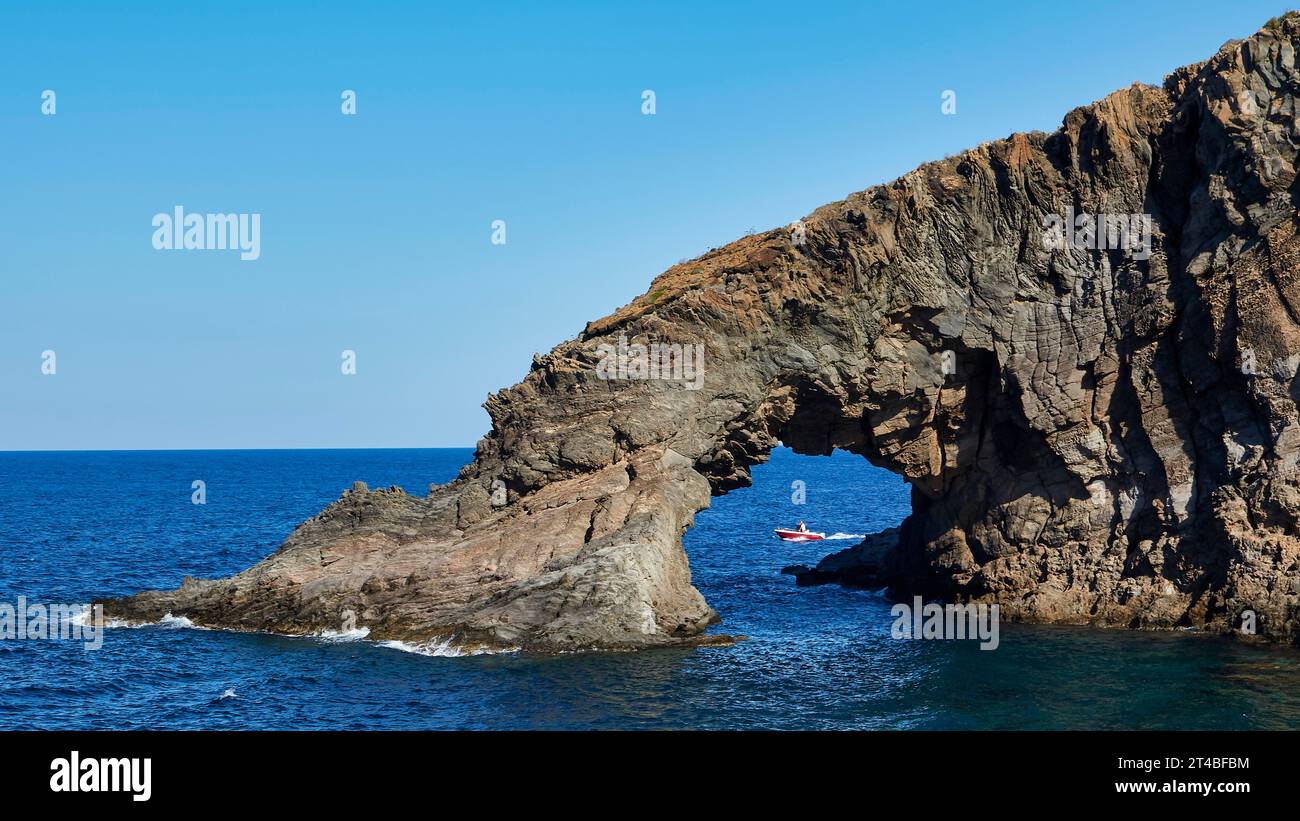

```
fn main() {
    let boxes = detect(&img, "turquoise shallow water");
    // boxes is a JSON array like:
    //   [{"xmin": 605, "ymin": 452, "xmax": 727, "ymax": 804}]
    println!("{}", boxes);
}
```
[{"xmin": 2, "ymin": 446, "xmax": 1299, "ymax": 730}]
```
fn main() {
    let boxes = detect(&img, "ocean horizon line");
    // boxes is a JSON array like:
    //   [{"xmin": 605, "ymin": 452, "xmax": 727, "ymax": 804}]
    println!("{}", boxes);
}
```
[{"xmin": 0, "ymin": 446, "xmax": 477, "ymax": 455}]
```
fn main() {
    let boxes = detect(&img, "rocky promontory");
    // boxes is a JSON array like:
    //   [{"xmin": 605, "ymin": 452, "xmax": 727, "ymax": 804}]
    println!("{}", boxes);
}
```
[{"xmin": 104, "ymin": 15, "xmax": 1300, "ymax": 650}]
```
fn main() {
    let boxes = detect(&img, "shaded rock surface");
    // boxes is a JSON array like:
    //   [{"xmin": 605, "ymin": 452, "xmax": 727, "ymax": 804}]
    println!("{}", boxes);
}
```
[{"xmin": 105, "ymin": 16, "xmax": 1300, "ymax": 649}]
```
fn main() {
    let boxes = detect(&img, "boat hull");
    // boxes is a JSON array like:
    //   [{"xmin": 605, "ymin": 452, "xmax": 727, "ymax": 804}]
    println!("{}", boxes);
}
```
[{"xmin": 774, "ymin": 529, "xmax": 825, "ymax": 541}]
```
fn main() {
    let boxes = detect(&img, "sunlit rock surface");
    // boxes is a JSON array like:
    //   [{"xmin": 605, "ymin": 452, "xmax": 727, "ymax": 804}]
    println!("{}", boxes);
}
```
[{"xmin": 105, "ymin": 16, "xmax": 1300, "ymax": 650}]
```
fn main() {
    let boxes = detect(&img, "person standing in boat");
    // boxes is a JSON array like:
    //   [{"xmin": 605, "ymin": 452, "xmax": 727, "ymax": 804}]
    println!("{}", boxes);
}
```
[{"xmin": 796, "ymin": 520, "xmax": 807, "ymax": 533}]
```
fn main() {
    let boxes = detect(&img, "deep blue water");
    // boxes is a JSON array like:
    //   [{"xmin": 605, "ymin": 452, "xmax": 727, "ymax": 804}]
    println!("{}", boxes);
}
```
[{"xmin": 3, "ymin": 447, "xmax": 1300, "ymax": 730}]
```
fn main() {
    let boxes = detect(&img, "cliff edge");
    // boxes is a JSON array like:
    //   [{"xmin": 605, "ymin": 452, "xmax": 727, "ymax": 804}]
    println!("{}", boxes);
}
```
[{"xmin": 104, "ymin": 15, "xmax": 1300, "ymax": 650}]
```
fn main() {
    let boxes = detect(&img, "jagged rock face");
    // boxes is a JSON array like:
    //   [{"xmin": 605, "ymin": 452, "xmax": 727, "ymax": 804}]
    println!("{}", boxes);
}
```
[{"xmin": 104, "ymin": 19, "xmax": 1300, "ymax": 649}]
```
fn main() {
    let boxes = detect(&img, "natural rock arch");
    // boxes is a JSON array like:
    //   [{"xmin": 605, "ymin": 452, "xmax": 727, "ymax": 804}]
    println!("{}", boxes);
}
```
[{"xmin": 107, "ymin": 20, "xmax": 1300, "ymax": 650}]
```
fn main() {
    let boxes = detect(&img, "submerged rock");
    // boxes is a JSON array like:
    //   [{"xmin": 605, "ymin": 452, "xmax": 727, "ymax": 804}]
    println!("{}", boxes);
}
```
[{"xmin": 104, "ymin": 15, "xmax": 1300, "ymax": 650}]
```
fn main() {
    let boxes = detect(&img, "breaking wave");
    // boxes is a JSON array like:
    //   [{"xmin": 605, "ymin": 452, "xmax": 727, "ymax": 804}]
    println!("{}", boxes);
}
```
[
  {"xmin": 377, "ymin": 636, "xmax": 515, "ymax": 657},
  {"xmin": 101, "ymin": 613, "xmax": 509, "ymax": 659},
  {"xmin": 103, "ymin": 612, "xmax": 207, "ymax": 630},
  {"xmin": 315, "ymin": 627, "xmax": 371, "ymax": 641}
]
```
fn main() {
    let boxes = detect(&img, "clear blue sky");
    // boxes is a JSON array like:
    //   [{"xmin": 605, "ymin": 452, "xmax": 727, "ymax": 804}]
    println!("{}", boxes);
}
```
[{"xmin": 0, "ymin": 1, "xmax": 1287, "ymax": 449}]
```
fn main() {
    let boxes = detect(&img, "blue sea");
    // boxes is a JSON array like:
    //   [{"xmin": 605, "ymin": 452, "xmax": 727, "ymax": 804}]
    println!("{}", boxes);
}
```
[{"xmin": 3, "ymin": 447, "xmax": 1300, "ymax": 730}]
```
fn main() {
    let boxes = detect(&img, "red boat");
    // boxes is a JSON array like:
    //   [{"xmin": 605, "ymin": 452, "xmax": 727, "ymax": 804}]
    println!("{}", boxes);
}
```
[{"xmin": 774, "ymin": 528, "xmax": 826, "ymax": 541}]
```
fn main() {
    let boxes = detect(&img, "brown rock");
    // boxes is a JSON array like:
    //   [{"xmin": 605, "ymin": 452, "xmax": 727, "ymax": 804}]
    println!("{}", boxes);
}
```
[{"xmin": 101, "ymin": 14, "xmax": 1300, "ymax": 650}]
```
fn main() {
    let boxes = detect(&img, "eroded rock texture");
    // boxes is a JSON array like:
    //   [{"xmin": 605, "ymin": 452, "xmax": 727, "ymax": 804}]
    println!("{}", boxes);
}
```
[{"xmin": 105, "ymin": 18, "xmax": 1300, "ymax": 649}]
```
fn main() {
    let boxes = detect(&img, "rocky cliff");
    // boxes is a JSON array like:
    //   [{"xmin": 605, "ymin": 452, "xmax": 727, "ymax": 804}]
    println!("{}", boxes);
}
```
[{"xmin": 104, "ymin": 16, "xmax": 1300, "ymax": 650}]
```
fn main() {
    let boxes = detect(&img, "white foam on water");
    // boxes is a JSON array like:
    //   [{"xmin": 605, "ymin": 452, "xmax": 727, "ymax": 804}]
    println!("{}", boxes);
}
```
[
  {"xmin": 219, "ymin": 688, "xmax": 237, "ymax": 700},
  {"xmin": 102, "ymin": 612, "xmax": 208, "ymax": 630},
  {"xmin": 67, "ymin": 606, "xmax": 94, "ymax": 627},
  {"xmin": 103, "ymin": 618, "xmax": 149, "ymax": 629},
  {"xmin": 377, "ymin": 636, "xmax": 515, "ymax": 657},
  {"xmin": 100, "ymin": 612, "xmax": 513, "ymax": 658},
  {"xmin": 159, "ymin": 613, "xmax": 201, "ymax": 629},
  {"xmin": 377, "ymin": 637, "xmax": 465, "ymax": 657},
  {"xmin": 315, "ymin": 627, "xmax": 371, "ymax": 642}
]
